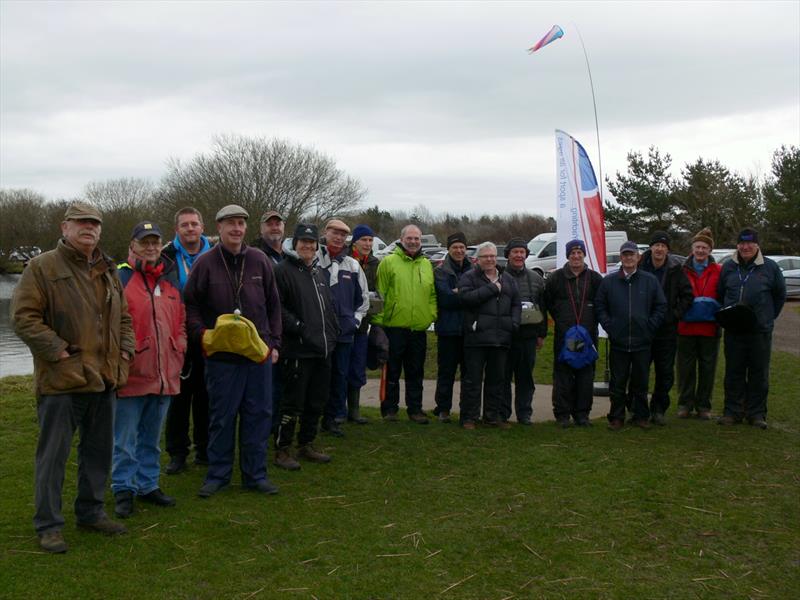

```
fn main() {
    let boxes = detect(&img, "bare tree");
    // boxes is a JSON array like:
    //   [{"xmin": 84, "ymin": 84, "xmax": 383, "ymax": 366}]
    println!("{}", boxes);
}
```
[{"xmin": 159, "ymin": 135, "xmax": 367, "ymax": 227}]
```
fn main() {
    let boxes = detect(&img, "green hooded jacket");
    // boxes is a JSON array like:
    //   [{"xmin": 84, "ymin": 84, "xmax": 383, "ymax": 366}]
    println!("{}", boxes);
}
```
[{"xmin": 372, "ymin": 245, "xmax": 437, "ymax": 331}]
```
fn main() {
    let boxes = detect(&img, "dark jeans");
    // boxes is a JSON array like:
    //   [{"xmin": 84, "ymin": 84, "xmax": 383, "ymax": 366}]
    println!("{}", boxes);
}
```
[
  {"xmin": 552, "ymin": 361, "xmax": 595, "ymax": 422},
  {"xmin": 165, "ymin": 344, "xmax": 208, "ymax": 461},
  {"xmin": 382, "ymin": 328, "xmax": 427, "ymax": 416},
  {"xmin": 676, "ymin": 335, "xmax": 719, "ymax": 412},
  {"xmin": 723, "ymin": 331, "xmax": 772, "ymax": 419},
  {"xmin": 608, "ymin": 348, "xmax": 651, "ymax": 422},
  {"xmin": 434, "ymin": 335, "xmax": 464, "ymax": 415},
  {"xmin": 347, "ymin": 332, "xmax": 369, "ymax": 389},
  {"xmin": 34, "ymin": 391, "xmax": 115, "ymax": 535},
  {"xmin": 204, "ymin": 359, "xmax": 272, "ymax": 487},
  {"xmin": 325, "ymin": 342, "xmax": 352, "ymax": 421},
  {"xmin": 648, "ymin": 336, "xmax": 678, "ymax": 416},
  {"xmin": 461, "ymin": 346, "xmax": 507, "ymax": 424},
  {"xmin": 277, "ymin": 357, "xmax": 331, "ymax": 447},
  {"xmin": 502, "ymin": 337, "xmax": 537, "ymax": 421}
]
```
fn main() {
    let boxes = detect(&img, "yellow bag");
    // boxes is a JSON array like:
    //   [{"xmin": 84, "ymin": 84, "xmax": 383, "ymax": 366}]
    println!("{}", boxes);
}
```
[{"xmin": 202, "ymin": 311, "xmax": 270, "ymax": 363}]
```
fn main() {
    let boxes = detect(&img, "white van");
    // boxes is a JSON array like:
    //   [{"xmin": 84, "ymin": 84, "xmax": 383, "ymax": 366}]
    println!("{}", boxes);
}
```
[{"xmin": 525, "ymin": 231, "xmax": 628, "ymax": 275}]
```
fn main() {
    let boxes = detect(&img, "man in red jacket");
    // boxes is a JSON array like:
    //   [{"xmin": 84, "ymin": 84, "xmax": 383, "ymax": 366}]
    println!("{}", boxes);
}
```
[{"xmin": 113, "ymin": 222, "xmax": 186, "ymax": 518}]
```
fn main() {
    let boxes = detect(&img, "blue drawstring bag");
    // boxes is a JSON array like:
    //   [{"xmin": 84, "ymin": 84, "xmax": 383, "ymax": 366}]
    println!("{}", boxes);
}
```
[
  {"xmin": 558, "ymin": 324, "xmax": 599, "ymax": 369},
  {"xmin": 683, "ymin": 296, "xmax": 721, "ymax": 322}
]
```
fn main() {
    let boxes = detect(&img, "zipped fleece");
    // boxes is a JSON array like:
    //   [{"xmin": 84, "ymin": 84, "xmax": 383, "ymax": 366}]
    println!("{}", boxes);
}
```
[
  {"xmin": 274, "ymin": 252, "xmax": 340, "ymax": 359},
  {"xmin": 117, "ymin": 254, "xmax": 187, "ymax": 397},
  {"xmin": 457, "ymin": 266, "xmax": 521, "ymax": 348},
  {"xmin": 317, "ymin": 246, "xmax": 369, "ymax": 343},
  {"xmin": 595, "ymin": 269, "xmax": 667, "ymax": 352},
  {"xmin": 372, "ymin": 245, "xmax": 437, "ymax": 331}
]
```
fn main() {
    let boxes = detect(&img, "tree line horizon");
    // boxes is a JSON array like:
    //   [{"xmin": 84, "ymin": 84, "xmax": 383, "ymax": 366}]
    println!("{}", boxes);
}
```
[{"xmin": 1, "ymin": 134, "xmax": 797, "ymax": 265}]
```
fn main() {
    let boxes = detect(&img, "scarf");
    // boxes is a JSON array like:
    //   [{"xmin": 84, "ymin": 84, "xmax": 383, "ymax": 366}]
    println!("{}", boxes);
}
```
[{"xmin": 173, "ymin": 234, "xmax": 210, "ymax": 289}]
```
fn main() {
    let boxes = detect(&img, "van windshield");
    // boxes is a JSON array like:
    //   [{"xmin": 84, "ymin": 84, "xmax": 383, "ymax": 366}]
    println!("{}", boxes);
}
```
[{"xmin": 528, "ymin": 239, "xmax": 549, "ymax": 255}]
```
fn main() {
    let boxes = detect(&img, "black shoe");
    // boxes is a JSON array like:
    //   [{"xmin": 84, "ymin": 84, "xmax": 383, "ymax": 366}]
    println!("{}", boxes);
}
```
[
  {"xmin": 409, "ymin": 412, "xmax": 430, "ymax": 424},
  {"xmin": 248, "ymin": 479, "xmax": 279, "ymax": 495},
  {"xmin": 165, "ymin": 456, "xmax": 187, "ymax": 475},
  {"xmin": 197, "ymin": 481, "xmax": 228, "ymax": 498},
  {"xmin": 139, "ymin": 488, "xmax": 176, "ymax": 507},
  {"xmin": 77, "ymin": 516, "xmax": 127, "ymax": 535},
  {"xmin": 114, "ymin": 491, "xmax": 134, "ymax": 519},
  {"xmin": 575, "ymin": 418, "xmax": 593, "ymax": 427},
  {"xmin": 347, "ymin": 413, "xmax": 369, "ymax": 424},
  {"xmin": 194, "ymin": 455, "xmax": 209, "ymax": 466},
  {"xmin": 749, "ymin": 417, "xmax": 768, "ymax": 430},
  {"xmin": 383, "ymin": 412, "xmax": 399, "ymax": 422},
  {"xmin": 322, "ymin": 418, "xmax": 345, "ymax": 437},
  {"xmin": 556, "ymin": 418, "xmax": 572, "ymax": 429},
  {"xmin": 517, "ymin": 417, "xmax": 533, "ymax": 426}
]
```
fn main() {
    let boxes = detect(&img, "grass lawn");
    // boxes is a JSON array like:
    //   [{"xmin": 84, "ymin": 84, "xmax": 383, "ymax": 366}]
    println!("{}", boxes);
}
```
[{"xmin": 1, "ymin": 346, "xmax": 798, "ymax": 599}]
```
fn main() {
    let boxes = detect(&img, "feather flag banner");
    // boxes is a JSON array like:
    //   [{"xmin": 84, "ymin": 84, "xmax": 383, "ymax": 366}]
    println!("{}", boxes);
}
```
[{"xmin": 528, "ymin": 25, "xmax": 564, "ymax": 54}]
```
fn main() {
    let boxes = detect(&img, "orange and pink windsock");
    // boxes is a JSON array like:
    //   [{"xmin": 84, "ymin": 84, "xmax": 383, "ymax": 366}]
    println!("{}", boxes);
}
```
[{"xmin": 527, "ymin": 25, "xmax": 564, "ymax": 54}]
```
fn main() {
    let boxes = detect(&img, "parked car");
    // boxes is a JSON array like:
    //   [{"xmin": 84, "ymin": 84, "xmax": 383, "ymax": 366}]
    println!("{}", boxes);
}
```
[{"xmin": 769, "ymin": 256, "xmax": 800, "ymax": 298}]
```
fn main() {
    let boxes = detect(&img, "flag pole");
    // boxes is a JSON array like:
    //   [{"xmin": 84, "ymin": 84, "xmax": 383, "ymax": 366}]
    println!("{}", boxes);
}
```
[{"xmin": 572, "ymin": 24, "xmax": 604, "ymax": 203}]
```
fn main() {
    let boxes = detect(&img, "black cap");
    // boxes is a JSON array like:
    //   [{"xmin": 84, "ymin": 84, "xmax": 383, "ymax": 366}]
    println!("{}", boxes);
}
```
[
  {"xmin": 292, "ymin": 223, "xmax": 319, "ymax": 247},
  {"xmin": 130, "ymin": 221, "xmax": 163, "ymax": 240},
  {"xmin": 447, "ymin": 232, "xmax": 467, "ymax": 248},
  {"xmin": 649, "ymin": 230, "xmax": 671, "ymax": 249},
  {"xmin": 504, "ymin": 238, "xmax": 529, "ymax": 258}
]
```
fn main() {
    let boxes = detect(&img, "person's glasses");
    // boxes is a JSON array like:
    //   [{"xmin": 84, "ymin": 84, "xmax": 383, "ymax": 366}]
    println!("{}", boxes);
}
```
[{"xmin": 478, "ymin": 254, "xmax": 496, "ymax": 259}]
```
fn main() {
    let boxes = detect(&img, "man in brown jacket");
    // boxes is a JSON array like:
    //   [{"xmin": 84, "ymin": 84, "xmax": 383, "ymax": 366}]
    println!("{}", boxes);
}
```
[{"xmin": 12, "ymin": 201, "xmax": 135, "ymax": 554}]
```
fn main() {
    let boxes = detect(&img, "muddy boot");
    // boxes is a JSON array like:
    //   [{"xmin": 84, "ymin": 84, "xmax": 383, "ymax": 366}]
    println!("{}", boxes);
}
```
[
  {"xmin": 346, "ymin": 386, "xmax": 368, "ymax": 424},
  {"xmin": 298, "ymin": 444, "xmax": 332, "ymax": 463},
  {"xmin": 274, "ymin": 447, "xmax": 301, "ymax": 471}
]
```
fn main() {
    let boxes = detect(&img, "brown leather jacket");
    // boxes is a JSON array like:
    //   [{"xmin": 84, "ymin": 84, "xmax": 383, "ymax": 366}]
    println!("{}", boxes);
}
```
[{"xmin": 12, "ymin": 239, "xmax": 135, "ymax": 395}]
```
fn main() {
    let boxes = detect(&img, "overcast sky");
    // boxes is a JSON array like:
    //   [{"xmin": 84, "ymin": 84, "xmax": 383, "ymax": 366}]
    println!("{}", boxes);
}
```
[{"xmin": 1, "ymin": 0, "xmax": 798, "ymax": 217}]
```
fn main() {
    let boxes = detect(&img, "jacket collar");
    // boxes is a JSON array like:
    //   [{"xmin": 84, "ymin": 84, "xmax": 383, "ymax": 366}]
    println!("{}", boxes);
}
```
[{"xmin": 731, "ymin": 249, "xmax": 764, "ymax": 266}]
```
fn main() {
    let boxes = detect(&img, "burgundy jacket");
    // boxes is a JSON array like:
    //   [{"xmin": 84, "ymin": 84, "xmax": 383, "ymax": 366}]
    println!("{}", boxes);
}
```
[{"xmin": 184, "ymin": 243, "xmax": 282, "ymax": 361}]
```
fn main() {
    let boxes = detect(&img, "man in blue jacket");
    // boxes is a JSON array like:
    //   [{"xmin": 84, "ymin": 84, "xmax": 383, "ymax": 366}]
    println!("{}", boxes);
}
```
[
  {"xmin": 717, "ymin": 228, "xmax": 785, "ymax": 429},
  {"xmin": 596, "ymin": 241, "xmax": 667, "ymax": 430},
  {"xmin": 433, "ymin": 232, "xmax": 471, "ymax": 423}
]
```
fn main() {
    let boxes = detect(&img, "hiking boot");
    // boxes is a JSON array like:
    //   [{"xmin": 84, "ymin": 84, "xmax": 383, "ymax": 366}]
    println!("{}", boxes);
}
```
[
  {"xmin": 114, "ymin": 490, "xmax": 134, "ymax": 519},
  {"xmin": 77, "ymin": 516, "xmax": 127, "ymax": 536},
  {"xmin": 197, "ymin": 481, "xmax": 228, "ymax": 498},
  {"xmin": 383, "ymin": 412, "xmax": 399, "ymax": 422},
  {"xmin": 556, "ymin": 418, "xmax": 572, "ymax": 429},
  {"xmin": 575, "ymin": 418, "xmax": 593, "ymax": 427},
  {"xmin": 347, "ymin": 413, "xmax": 368, "ymax": 424},
  {"xmin": 322, "ymin": 418, "xmax": 345, "ymax": 437},
  {"xmin": 165, "ymin": 455, "xmax": 187, "ymax": 475},
  {"xmin": 651, "ymin": 413, "xmax": 666, "ymax": 426},
  {"xmin": 39, "ymin": 530, "xmax": 67, "ymax": 554},
  {"xmin": 749, "ymin": 417, "xmax": 768, "ymax": 430},
  {"xmin": 717, "ymin": 415, "xmax": 741, "ymax": 426},
  {"xmin": 635, "ymin": 419, "xmax": 652, "ymax": 430},
  {"xmin": 139, "ymin": 488, "xmax": 176, "ymax": 507},
  {"xmin": 409, "ymin": 412, "xmax": 430, "ymax": 425},
  {"xmin": 248, "ymin": 479, "xmax": 279, "ymax": 495},
  {"xmin": 607, "ymin": 419, "xmax": 624, "ymax": 431},
  {"xmin": 517, "ymin": 417, "xmax": 532, "ymax": 426},
  {"xmin": 298, "ymin": 444, "xmax": 332, "ymax": 463},
  {"xmin": 274, "ymin": 448, "xmax": 301, "ymax": 471},
  {"xmin": 697, "ymin": 410, "xmax": 711, "ymax": 420},
  {"xmin": 462, "ymin": 421, "xmax": 476, "ymax": 430},
  {"xmin": 676, "ymin": 407, "xmax": 690, "ymax": 419},
  {"xmin": 438, "ymin": 411, "xmax": 452, "ymax": 423}
]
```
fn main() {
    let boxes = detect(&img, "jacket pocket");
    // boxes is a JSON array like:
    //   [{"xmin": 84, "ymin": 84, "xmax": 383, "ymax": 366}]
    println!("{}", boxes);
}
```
[
  {"xmin": 131, "ymin": 336, "xmax": 158, "ymax": 380},
  {"xmin": 43, "ymin": 352, "xmax": 88, "ymax": 391}
]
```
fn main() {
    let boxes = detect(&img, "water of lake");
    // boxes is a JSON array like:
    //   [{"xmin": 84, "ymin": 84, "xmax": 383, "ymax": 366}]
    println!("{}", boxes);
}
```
[{"xmin": 0, "ymin": 274, "xmax": 34, "ymax": 377}]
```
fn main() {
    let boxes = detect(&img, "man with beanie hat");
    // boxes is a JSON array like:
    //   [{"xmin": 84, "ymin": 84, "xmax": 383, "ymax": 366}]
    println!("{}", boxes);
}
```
[
  {"xmin": 676, "ymin": 227, "xmax": 722, "ymax": 420},
  {"xmin": 318, "ymin": 219, "xmax": 369, "ymax": 436},
  {"xmin": 433, "ymin": 231, "xmax": 472, "ymax": 422},
  {"xmin": 346, "ymin": 224, "xmax": 381, "ymax": 424},
  {"xmin": 273, "ymin": 224, "xmax": 339, "ymax": 469},
  {"xmin": 716, "ymin": 228, "xmax": 785, "ymax": 429},
  {"xmin": 639, "ymin": 230, "xmax": 693, "ymax": 425},
  {"xmin": 545, "ymin": 239, "xmax": 603, "ymax": 426},
  {"xmin": 501, "ymin": 238, "xmax": 547, "ymax": 425}
]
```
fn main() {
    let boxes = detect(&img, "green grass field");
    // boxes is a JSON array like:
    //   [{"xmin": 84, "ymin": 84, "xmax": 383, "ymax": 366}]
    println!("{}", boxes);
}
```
[{"xmin": 1, "ymin": 344, "xmax": 798, "ymax": 599}]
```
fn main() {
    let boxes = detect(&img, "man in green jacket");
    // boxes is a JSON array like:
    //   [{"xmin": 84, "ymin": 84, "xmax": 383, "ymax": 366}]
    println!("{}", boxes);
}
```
[
  {"xmin": 12, "ymin": 202, "xmax": 135, "ymax": 553},
  {"xmin": 372, "ymin": 224, "xmax": 437, "ymax": 423}
]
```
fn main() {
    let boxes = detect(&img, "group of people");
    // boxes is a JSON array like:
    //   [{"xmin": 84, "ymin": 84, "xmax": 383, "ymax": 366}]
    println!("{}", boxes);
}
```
[{"xmin": 11, "ymin": 201, "xmax": 786, "ymax": 554}]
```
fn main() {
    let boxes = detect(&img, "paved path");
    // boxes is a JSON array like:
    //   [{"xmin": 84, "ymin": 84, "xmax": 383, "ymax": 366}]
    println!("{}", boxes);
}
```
[{"xmin": 360, "ymin": 378, "xmax": 611, "ymax": 423}]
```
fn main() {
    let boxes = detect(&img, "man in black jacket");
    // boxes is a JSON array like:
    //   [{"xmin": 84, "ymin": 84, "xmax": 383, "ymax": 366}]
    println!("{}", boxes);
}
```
[
  {"xmin": 596, "ymin": 241, "xmax": 667, "ymax": 430},
  {"xmin": 545, "ymin": 240, "xmax": 603, "ymax": 427},
  {"xmin": 717, "ymin": 228, "xmax": 785, "ymax": 429},
  {"xmin": 273, "ymin": 223, "xmax": 339, "ymax": 469},
  {"xmin": 639, "ymin": 232, "xmax": 693, "ymax": 425},
  {"xmin": 502, "ymin": 238, "xmax": 547, "ymax": 425},
  {"xmin": 457, "ymin": 242, "xmax": 521, "ymax": 429},
  {"xmin": 433, "ymin": 232, "xmax": 471, "ymax": 423}
]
